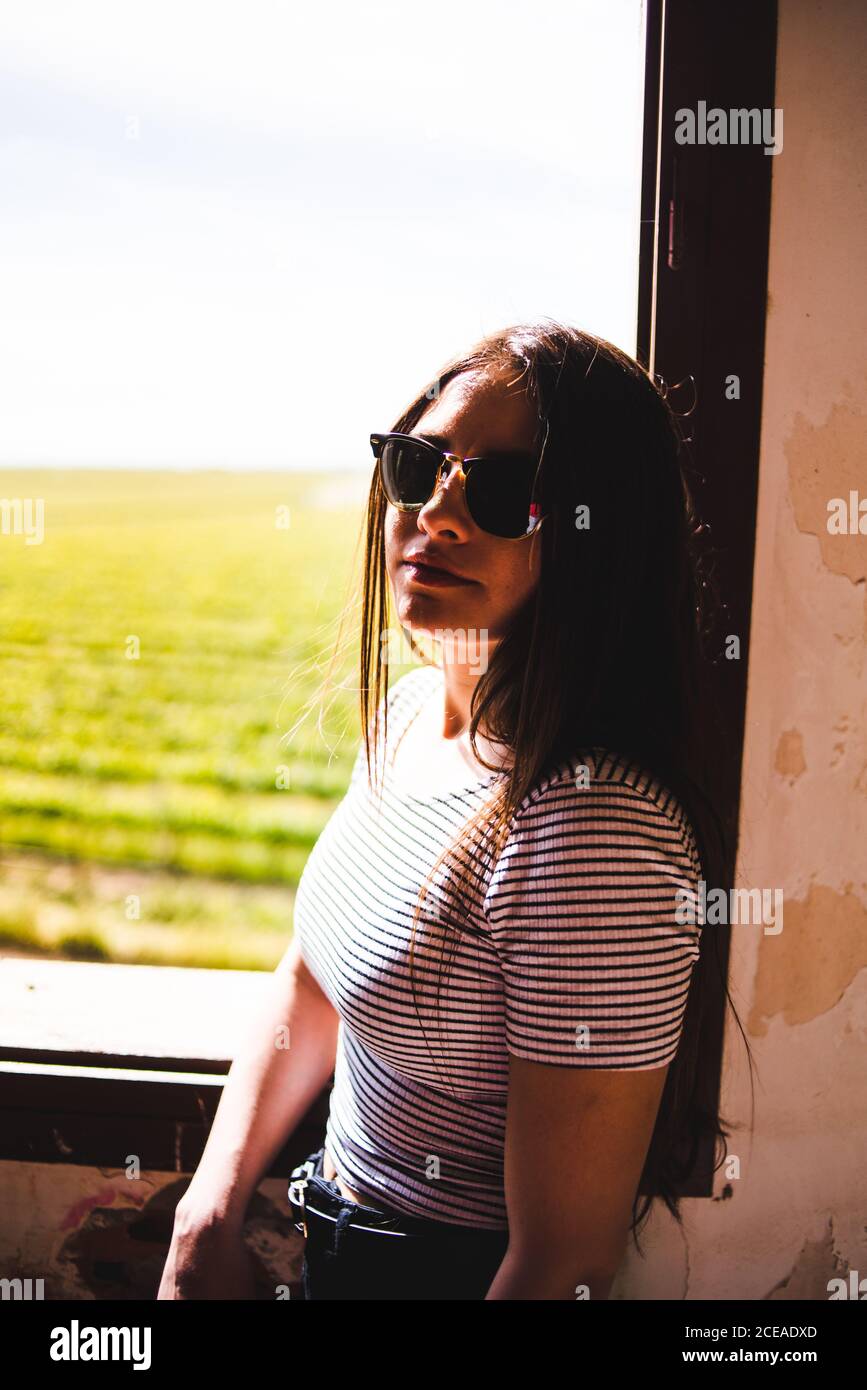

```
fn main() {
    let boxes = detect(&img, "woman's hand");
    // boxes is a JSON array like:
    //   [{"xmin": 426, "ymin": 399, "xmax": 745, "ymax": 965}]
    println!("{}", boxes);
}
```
[{"xmin": 157, "ymin": 1207, "xmax": 259, "ymax": 1300}]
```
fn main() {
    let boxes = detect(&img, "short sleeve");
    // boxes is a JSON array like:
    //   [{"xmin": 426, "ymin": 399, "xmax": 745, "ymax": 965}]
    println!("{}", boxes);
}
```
[{"xmin": 482, "ymin": 766, "xmax": 702, "ymax": 1071}]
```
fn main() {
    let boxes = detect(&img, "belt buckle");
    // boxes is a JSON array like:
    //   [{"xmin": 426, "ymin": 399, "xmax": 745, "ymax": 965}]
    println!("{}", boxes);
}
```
[
  {"xmin": 289, "ymin": 1177, "xmax": 309, "ymax": 1239},
  {"xmin": 288, "ymin": 1157, "xmax": 317, "ymax": 1239}
]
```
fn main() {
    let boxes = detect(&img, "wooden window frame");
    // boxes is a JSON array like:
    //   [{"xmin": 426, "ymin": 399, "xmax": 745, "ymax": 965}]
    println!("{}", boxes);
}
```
[{"xmin": 638, "ymin": 0, "xmax": 778, "ymax": 1194}]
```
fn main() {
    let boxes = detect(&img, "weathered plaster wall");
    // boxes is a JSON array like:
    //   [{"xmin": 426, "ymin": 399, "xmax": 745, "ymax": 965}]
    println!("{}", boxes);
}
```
[
  {"xmin": 0, "ymin": 1160, "xmax": 303, "ymax": 1300},
  {"xmin": 621, "ymin": 0, "xmax": 867, "ymax": 1300}
]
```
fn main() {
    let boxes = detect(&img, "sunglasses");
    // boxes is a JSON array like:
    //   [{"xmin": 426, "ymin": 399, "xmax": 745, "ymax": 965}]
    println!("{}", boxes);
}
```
[{"xmin": 369, "ymin": 431, "xmax": 545, "ymax": 540}]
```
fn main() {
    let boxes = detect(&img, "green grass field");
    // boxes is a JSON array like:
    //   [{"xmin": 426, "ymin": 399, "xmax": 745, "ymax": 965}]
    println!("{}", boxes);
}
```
[{"xmin": 0, "ymin": 467, "xmax": 383, "ymax": 969}]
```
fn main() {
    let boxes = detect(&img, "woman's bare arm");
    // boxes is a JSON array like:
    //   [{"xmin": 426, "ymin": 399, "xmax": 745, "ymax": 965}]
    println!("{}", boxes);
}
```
[
  {"xmin": 175, "ymin": 934, "xmax": 339, "ymax": 1233},
  {"xmin": 485, "ymin": 1055, "xmax": 669, "ymax": 1300}
]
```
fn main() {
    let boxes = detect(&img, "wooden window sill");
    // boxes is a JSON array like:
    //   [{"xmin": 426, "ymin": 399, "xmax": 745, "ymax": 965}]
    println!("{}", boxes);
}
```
[{"xmin": 0, "ymin": 957, "xmax": 329, "ymax": 1174}]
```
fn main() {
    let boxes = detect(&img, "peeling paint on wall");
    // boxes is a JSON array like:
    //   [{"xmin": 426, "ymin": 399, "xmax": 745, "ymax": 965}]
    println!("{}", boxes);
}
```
[
  {"xmin": 0, "ymin": 1161, "xmax": 304, "ymax": 1301},
  {"xmin": 774, "ymin": 729, "xmax": 807, "ymax": 779},
  {"xmin": 785, "ymin": 388, "xmax": 867, "ymax": 585},
  {"xmin": 56, "ymin": 1179, "xmax": 301, "ymax": 1299},
  {"xmin": 748, "ymin": 883, "xmax": 867, "ymax": 1034},
  {"xmin": 764, "ymin": 1217, "xmax": 848, "ymax": 1300},
  {"xmin": 0, "ymin": 1162, "xmax": 304, "ymax": 1301},
  {"xmin": 60, "ymin": 1185, "xmax": 131, "ymax": 1232}
]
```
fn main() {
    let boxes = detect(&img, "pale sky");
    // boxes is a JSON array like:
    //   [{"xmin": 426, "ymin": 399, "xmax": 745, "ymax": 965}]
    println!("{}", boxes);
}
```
[{"xmin": 0, "ymin": 0, "xmax": 646, "ymax": 469}]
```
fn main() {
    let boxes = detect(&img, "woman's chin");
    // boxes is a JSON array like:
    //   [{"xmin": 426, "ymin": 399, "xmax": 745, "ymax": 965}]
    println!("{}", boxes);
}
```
[{"xmin": 398, "ymin": 591, "xmax": 478, "ymax": 632}]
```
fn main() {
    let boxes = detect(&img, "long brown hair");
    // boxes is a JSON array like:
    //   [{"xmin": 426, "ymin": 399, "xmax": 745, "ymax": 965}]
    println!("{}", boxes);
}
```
[{"xmin": 355, "ymin": 319, "xmax": 755, "ymax": 1250}]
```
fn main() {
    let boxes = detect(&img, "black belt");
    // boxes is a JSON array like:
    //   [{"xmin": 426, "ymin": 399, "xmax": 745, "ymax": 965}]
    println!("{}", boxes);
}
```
[{"xmin": 287, "ymin": 1154, "xmax": 509, "ymax": 1244}]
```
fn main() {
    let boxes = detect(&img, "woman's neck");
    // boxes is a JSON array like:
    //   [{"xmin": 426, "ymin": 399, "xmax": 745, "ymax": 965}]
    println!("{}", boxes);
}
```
[{"xmin": 440, "ymin": 641, "xmax": 510, "ymax": 771}]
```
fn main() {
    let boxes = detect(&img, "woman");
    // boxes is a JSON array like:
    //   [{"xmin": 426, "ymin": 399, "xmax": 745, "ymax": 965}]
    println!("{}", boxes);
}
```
[{"xmin": 158, "ymin": 320, "xmax": 748, "ymax": 1301}]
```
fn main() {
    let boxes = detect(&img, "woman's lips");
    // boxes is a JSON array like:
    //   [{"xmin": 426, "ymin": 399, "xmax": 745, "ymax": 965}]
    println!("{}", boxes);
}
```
[{"xmin": 401, "ymin": 560, "xmax": 474, "ymax": 587}]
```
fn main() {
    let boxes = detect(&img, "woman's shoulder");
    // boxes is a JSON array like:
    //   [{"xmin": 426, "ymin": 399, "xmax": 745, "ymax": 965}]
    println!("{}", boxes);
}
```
[
  {"xmin": 501, "ymin": 746, "xmax": 703, "ymax": 876},
  {"xmin": 349, "ymin": 663, "xmax": 442, "ymax": 787},
  {"xmin": 380, "ymin": 663, "xmax": 442, "ymax": 747},
  {"xmin": 483, "ymin": 747, "xmax": 705, "ymax": 1069},
  {"xmin": 482, "ymin": 748, "xmax": 704, "ymax": 950},
  {"xmin": 384, "ymin": 662, "xmax": 443, "ymax": 717}
]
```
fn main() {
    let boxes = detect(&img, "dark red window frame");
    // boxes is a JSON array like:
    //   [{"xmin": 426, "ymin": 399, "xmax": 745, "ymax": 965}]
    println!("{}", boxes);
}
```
[{"xmin": 637, "ymin": 0, "xmax": 778, "ymax": 1194}]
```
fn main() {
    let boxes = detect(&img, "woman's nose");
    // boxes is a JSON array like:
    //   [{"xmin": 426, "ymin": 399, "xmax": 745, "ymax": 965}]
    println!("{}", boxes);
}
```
[{"xmin": 418, "ymin": 460, "xmax": 469, "ymax": 530}]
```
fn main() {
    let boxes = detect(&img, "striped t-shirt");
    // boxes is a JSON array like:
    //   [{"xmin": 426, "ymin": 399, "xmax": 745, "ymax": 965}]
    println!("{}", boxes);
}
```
[{"xmin": 294, "ymin": 663, "xmax": 703, "ymax": 1229}]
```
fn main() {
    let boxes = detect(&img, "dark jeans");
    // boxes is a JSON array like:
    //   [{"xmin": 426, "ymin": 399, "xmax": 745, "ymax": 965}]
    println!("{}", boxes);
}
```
[{"xmin": 288, "ymin": 1147, "xmax": 510, "ymax": 1300}]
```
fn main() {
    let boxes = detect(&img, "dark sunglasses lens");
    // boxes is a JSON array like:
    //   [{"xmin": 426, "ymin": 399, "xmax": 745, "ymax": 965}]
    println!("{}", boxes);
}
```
[
  {"xmin": 465, "ymin": 457, "xmax": 536, "ymax": 538},
  {"xmin": 379, "ymin": 438, "xmax": 439, "ymax": 506}
]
